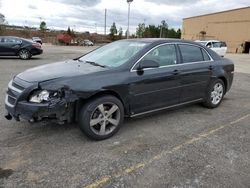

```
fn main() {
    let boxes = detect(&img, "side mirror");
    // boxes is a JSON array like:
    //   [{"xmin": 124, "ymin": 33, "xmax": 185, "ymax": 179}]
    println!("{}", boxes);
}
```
[{"xmin": 138, "ymin": 59, "xmax": 159, "ymax": 70}]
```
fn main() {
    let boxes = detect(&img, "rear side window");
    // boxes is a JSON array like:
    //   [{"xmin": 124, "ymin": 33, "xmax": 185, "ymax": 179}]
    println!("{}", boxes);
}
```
[
  {"xmin": 178, "ymin": 44, "xmax": 204, "ymax": 63},
  {"xmin": 201, "ymin": 49, "xmax": 211, "ymax": 61},
  {"xmin": 4, "ymin": 38, "xmax": 17, "ymax": 43}
]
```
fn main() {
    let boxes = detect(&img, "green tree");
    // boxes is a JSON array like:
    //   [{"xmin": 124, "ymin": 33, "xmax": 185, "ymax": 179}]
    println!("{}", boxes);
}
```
[
  {"xmin": 144, "ymin": 25, "xmax": 160, "ymax": 38},
  {"xmin": 109, "ymin": 22, "xmax": 117, "ymax": 40},
  {"xmin": 136, "ymin": 23, "xmax": 146, "ymax": 38},
  {"xmin": 167, "ymin": 28, "xmax": 178, "ymax": 38},
  {"xmin": 135, "ymin": 20, "xmax": 181, "ymax": 39},
  {"xmin": 40, "ymin": 21, "xmax": 47, "ymax": 30},
  {"xmin": 176, "ymin": 29, "xmax": 181, "ymax": 38}
]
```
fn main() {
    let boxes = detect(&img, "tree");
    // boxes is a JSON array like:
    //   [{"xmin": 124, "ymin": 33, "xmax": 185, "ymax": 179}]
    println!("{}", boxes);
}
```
[
  {"xmin": 0, "ymin": 13, "xmax": 7, "ymax": 35},
  {"xmin": 40, "ymin": 21, "xmax": 47, "ymax": 30},
  {"xmin": 136, "ymin": 20, "xmax": 181, "ymax": 39},
  {"xmin": 176, "ymin": 29, "xmax": 181, "ymax": 39},
  {"xmin": 160, "ymin": 20, "xmax": 168, "ymax": 38},
  {"xmin": 67, "ymin": 26, "xmax": 71, "ymax": 35},
  {"xmin": 144, "ymin": 25, "xmax": 160, "ymax": 38},
  {"xmin": 118, "ymin": 27, "xmax": 123, "ymax": 39},
  {"xmin": 109, "ymin": 22, "xmax": 117, "ymax": 40},
  {"xmin": 0, "ymin": 13, "xmax": 6, "ymax": 24},
  {"xmin": 136, "ymin": 23, "xmax": 146, "ymax": 38}
]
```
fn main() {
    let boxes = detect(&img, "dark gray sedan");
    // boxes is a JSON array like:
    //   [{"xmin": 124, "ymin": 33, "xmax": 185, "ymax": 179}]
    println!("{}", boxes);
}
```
[{"xmin": 5, "ymin": 39, "xmax": 234, "ymax": 140}]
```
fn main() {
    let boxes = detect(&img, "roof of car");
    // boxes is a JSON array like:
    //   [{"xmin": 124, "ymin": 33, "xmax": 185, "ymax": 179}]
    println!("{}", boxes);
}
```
[
  {"xmin": 0, "ymin": 36, "xmax": 31, "ymax": 41},
  {"xmin": 123, "ymin": 38, "xmax": 187, "ymax": 43},
  {"xmin": 121, "ymin": 38, "xmax": 205, "ymax": 46}
]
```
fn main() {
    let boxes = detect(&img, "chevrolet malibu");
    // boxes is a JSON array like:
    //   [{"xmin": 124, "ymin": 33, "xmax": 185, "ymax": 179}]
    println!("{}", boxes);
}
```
[{"xmin": 5, "ymin": 39, "xmax": 234, "ymax": 140}]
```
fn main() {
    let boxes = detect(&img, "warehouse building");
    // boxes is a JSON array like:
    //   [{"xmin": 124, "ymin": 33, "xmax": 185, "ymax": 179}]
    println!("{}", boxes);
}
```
[{"xmin": 182, "ymin": 6, "xmax": 250, "ymax": 53}]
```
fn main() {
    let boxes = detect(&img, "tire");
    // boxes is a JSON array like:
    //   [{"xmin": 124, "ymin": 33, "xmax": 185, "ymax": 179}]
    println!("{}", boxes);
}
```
[
  {"xmin": 203, "ymin": 79, "xmax": 225, "ymax": 108},
  {"xmin": 79, "ymin": 95, "xmax": 124, "ymax": 140},
  {"xmin": 19, "ymin": 49, "xmax": 31, "ymax": 60}
]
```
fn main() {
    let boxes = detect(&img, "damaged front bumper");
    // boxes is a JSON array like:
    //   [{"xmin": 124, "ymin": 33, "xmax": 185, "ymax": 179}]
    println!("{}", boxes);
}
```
[
  {"xmin": 5, "ymin": 99, "xmax": 73, "ymax": 123},
  {"xmin": 5, "ymin": 77, "xmax": 76, "ymax": 123}
]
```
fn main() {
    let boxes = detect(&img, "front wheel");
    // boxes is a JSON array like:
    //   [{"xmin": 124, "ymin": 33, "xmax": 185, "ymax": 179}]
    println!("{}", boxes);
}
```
[
  {"xmin": 79, "ymin": 95, "xmax": 124, "ymax": 140},
  {"xmin": 203, "ymin": 79, "xmax": 225, "ymax": 108}
]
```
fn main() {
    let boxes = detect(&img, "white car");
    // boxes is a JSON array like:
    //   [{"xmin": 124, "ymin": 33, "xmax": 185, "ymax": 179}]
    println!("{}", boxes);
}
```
[
  {"xmin": 83, "ymin": 39, "xmax": 94, "ymax": 46},
  {"xmin": 195, "ymin": 40, "xmax": 227, "ymax": 57}
]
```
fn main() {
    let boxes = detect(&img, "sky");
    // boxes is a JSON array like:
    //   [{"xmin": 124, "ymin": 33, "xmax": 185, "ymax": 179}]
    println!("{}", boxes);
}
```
[{"xmin": 0, "ymin": 0, "xmax": 249, "ymax": 34}]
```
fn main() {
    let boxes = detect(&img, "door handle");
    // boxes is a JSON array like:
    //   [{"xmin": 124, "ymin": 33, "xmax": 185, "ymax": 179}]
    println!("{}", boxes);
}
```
[
  {"xmin": 172, "ymin": 69, "xmax": 180, "ymax": 75},
  {"xmin": 209, "ymin": 65, "xmax": 214, "ymax": 70}
]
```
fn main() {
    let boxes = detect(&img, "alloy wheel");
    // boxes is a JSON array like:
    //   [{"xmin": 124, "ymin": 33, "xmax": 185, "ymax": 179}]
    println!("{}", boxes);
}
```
[
  {"xmin": 19, "ymin": 50, "xmax": 30, "ymax": 60},
  {"xmin": 90, "ymin": 103, "xmax": 121, "ymax": 136},
  {"xmin": 211, "ymin": 82, "xmax": 224, "ymax": 105}
]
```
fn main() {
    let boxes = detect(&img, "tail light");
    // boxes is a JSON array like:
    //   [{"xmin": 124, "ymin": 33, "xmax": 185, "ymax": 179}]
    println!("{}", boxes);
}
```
[{"xmin": 32, "ymin": 43, "xmax": 41, "ymax": 49}]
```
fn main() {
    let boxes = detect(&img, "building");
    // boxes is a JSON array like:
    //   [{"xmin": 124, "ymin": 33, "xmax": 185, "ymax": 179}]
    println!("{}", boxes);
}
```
[{"xmin": 182, "ymin": 6, "xmax": 250, "ymax": 53}]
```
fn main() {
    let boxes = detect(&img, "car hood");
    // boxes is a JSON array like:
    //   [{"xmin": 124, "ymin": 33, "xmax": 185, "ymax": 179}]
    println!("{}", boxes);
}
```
[{"xmin": 16, "ymin": 60, "xmax": 107, "ymax": 82}]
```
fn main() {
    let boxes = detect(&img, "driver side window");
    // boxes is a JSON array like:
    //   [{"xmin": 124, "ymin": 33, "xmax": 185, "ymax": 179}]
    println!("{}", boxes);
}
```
[{"xmin": 142, "ymin": 44, "xmax": 177, "ymax": 67}]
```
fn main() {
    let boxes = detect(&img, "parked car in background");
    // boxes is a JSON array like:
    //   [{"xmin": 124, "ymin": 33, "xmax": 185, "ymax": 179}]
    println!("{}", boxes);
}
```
[
  {"xmin": 5, "ymin": 39, "xmax": 234, "ymax": 140},
  {"xmin": 32, "ymin": 37, "xmax": 42, "ymax": 45},
  {"xmin": 195, "ymin": 40, "xmax": 227, "ymax": 57},
  {"xmin": 0, "ymin": 36, "xmax": 43, "ymax": 60},
  {"xmin": 83, "ymin": 39, "xmax": 94, "ymax": 46}
]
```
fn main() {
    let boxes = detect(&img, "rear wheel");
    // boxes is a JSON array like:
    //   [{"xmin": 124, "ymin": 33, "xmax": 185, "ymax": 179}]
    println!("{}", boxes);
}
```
[
  {"xmin": 19, "ymin": 49, "xmax": 31, "ymax": 60},
  {"xmin": 203, "ymin": 79, "xmax": 225, "ymax": 108},
  {"xmin": 79, "ymin": 95, "xmax": 124, "ymax": 140}
]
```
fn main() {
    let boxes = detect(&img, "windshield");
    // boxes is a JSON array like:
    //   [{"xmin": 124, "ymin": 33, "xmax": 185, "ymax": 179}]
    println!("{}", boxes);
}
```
[{"xmin": 79, "ymin": 41, "xmax": 147, "ymax": 67}]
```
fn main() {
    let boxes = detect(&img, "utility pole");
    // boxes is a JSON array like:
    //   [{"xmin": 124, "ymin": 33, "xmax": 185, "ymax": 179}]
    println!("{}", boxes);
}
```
[
  {"xmin": 127, "ymin": 0, "xmax": 133, "ymax": 39},
  {"xmin": 104, "ymin": 8, "xmax": 107, "ymax": 35}
]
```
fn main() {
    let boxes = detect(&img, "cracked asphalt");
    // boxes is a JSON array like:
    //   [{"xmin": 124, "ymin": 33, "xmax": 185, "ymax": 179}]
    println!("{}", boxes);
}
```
[{"xmin": 0, "ymin": 45, "xmax": 250, "ymax": 188}]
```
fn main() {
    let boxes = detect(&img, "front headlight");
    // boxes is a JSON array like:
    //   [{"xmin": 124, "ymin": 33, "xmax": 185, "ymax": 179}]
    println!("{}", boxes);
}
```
[{"xmin": 29, "ymin": 90, "xmax": 50, "ymax": 103}]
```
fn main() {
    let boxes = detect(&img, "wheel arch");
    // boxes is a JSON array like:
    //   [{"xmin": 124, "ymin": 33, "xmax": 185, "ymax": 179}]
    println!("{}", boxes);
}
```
[
  {"xmin": 75, "ymin": 90, "xmax": 129, "ymax": 122},
  {"xmin": 18, "ymin": 48, "xmax": 30, "ymax": 53},
  {"xmin": 217, "ymin": 76, "xmax": 228, "ymax": 92}
]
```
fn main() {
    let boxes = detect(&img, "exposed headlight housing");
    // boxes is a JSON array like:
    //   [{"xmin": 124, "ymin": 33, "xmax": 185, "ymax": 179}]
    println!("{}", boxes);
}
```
[{"xmin": 29, "ymin": 90, "xmax": 50, "ymax": 103}]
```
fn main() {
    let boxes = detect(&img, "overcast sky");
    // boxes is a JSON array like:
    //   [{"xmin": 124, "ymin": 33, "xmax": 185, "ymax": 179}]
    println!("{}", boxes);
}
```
[{"xmin": 0, "ymin": 0, "xmax": 249, "ymax": 34}]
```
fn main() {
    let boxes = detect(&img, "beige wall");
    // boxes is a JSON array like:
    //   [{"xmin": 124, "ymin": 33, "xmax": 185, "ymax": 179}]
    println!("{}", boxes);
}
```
[{"xmin": 182, "ymin": 7, "xmax": 250, "ymax": 53}]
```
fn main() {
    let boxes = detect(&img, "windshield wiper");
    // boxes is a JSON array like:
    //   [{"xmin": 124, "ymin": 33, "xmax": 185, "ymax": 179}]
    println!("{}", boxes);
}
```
[
  {"xmin": 76, "ymin": 59, "xmax": 107, "ymax": 68},
  {"xmin": 85, "ymin": 60, "xmax": 107, "ymax": 68}
]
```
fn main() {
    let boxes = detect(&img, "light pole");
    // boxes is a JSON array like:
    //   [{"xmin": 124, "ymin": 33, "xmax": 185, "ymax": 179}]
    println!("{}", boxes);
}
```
[{"xmin": 127, "ymin": 0, "xmax": 133, "ymax": 39}]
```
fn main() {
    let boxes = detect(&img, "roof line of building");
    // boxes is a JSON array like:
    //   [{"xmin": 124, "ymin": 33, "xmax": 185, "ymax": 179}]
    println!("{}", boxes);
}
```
[{"xmin": 183, "ymin": 6, "xmax": 250, "ymax": 20}]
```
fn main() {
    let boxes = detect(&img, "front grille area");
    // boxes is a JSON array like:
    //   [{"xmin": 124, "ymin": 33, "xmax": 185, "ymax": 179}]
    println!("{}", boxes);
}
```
[
  {"xmin": 12, "ymin": 81, "xmax": 25, "ymax": 91},
  {"xmin": 8, "ymin": 79, "xmax": 25, "ymax": 93},
  {"xmin": 5, "ymin": 79, "xmax": 26, "ymax": 107}
]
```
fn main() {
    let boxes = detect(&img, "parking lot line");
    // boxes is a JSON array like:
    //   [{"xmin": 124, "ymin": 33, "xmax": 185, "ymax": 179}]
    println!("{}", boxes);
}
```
[{"xmin": 83, "ymin": 112, "xmax": 250, "ymax": 188}]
